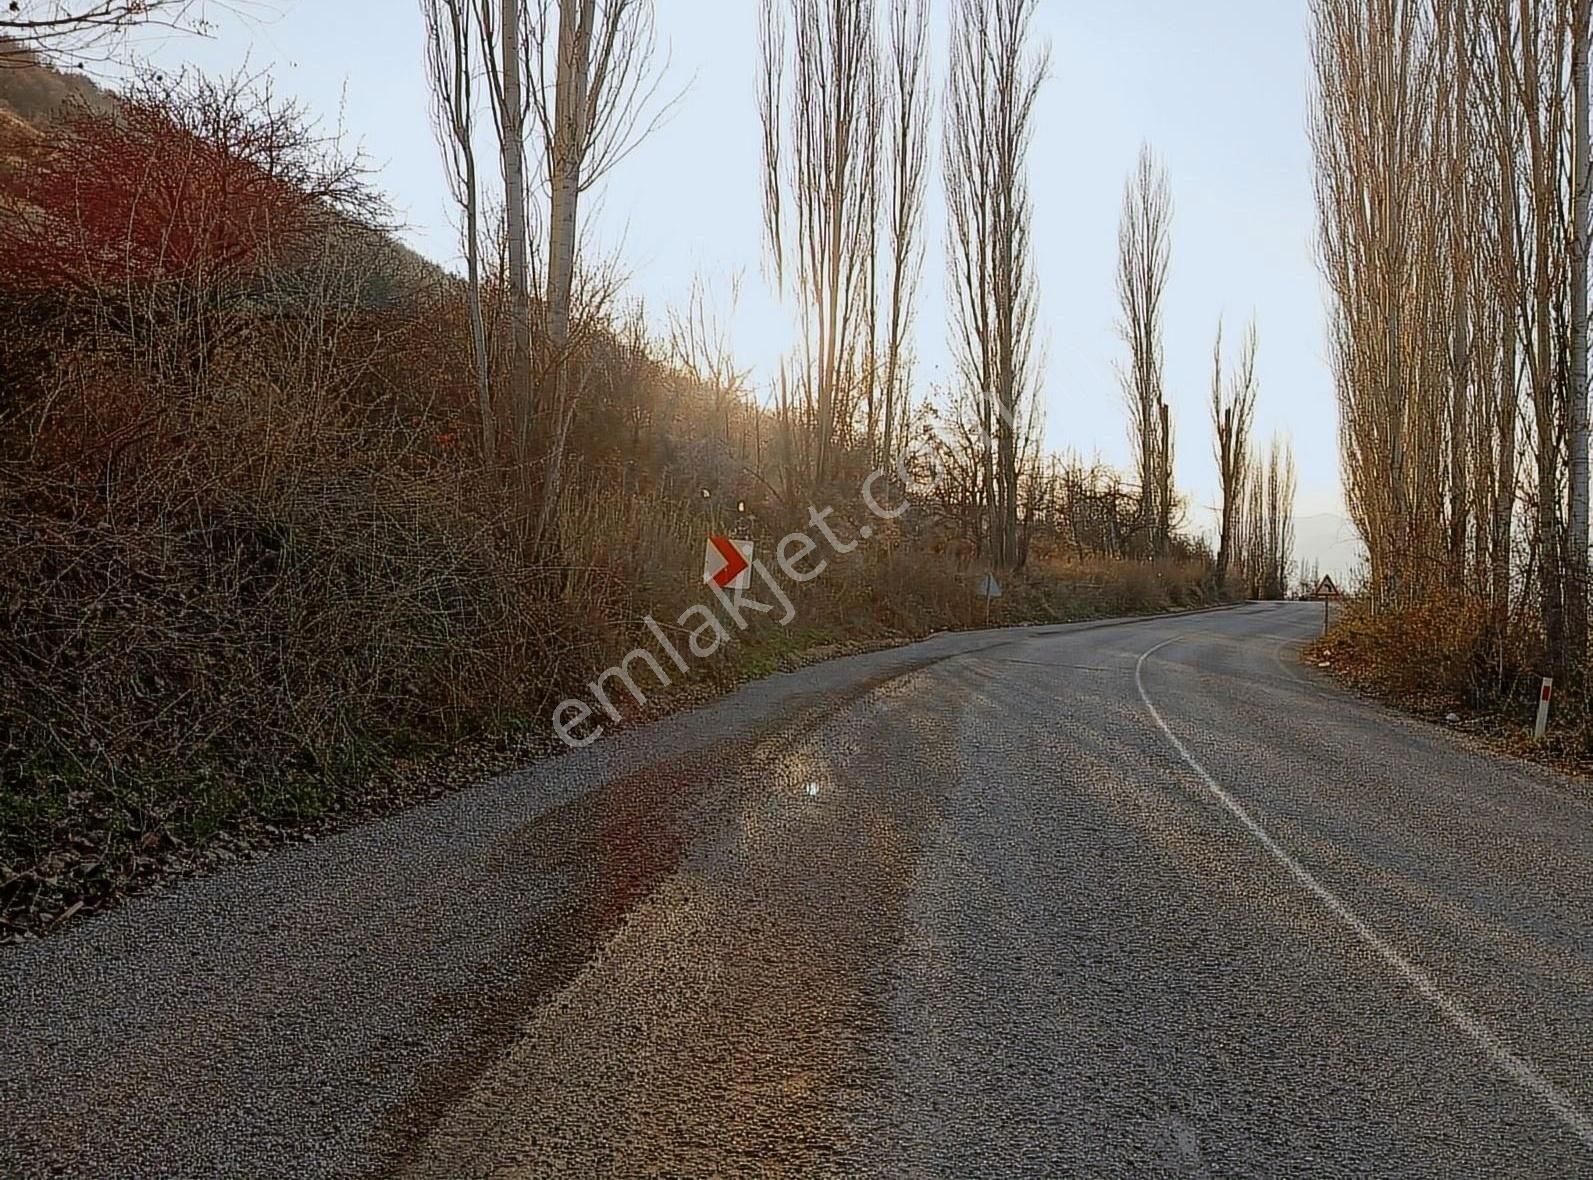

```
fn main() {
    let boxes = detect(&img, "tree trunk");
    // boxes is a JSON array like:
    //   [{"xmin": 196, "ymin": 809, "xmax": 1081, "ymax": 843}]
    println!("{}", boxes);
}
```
[
  {"xmin": 996, "ymin": 306, "xmax": 1017, "ymax": 568},
  {"xmin": 1449, "ymin": 292, "xmax": 1471, "ymax": 584},
  {"xmin": 464, "ymin": 150, "xmax": 494, "ymax": 475},
  {"xmin": 1156, "ymin": 400, "xmax": 1172, "ymax": 557},
  {"xmin": 981, "ymin": 383, "xmax": 997, "ymax": 562},
  {"xmin": 536, "ymin": 0, "xmax": 596, "ymax": 550},
  {"xmin": 1569, "ymin": 0, "xmax": 1591, "ymax": 677},
  {"xmin": 1215, "ymin": 406, "xmax": 1234, "ymax": 588},
  {"xmin": 1495, "ymin": 306, "xmax": 1518, "ymax": 620},
  {"xmin": 501, "ymin": 0, "xmax": 535, "ymax": 541}
]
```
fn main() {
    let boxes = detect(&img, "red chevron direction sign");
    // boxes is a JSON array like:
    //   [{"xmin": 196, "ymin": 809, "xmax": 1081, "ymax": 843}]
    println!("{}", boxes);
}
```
[{"xmin": 704, "ymin": 535, "xmax": 753, "ymax": 590}]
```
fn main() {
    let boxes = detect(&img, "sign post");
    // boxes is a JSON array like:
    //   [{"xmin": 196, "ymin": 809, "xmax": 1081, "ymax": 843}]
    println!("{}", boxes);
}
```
[
  {"xmin": 1535, "ymin": 676, "xmax": 1554, "ymax": 740},
  {"xmin": 975, "ymin": 572, "xmax": 1002, "ymax": 624},
  {"xmin": 1311, "ymin": 575, "xmax": 1343, "ymax": 636}
]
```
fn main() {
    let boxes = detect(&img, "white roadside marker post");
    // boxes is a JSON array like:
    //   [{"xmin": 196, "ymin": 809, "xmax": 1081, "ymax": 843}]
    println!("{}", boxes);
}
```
[{"xmin": 1535, "ymin": 676, "xmax": 1554, "ymax": 740}]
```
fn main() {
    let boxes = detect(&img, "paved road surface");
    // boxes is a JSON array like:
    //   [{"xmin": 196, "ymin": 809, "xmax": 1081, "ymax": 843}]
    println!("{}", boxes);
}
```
[{"xmin": 2, "ymin": 603, "xmax": 1590, "ymax": 1177}]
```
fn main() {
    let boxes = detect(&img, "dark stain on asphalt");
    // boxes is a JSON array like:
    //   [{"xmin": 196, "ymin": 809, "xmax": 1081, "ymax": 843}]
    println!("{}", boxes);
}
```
[
  {"xmin": 369, "ymin": 652, "xmax": 970, "ymax": 1177},
  {"xmin": 369, "ymin": 744, "xmax": 725, "ymax": 1177},
  {"xmin": 389, "ymin": 667, "xmax": 976, "ymax": 1177}
]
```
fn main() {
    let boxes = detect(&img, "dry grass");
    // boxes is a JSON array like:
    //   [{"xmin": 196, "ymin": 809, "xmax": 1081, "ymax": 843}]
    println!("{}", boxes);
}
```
[
  {"xmin": 0, "ymin": 291, "xmax": 1233, "ymax": 938},
  {"xmin": 1308, "ymin": 593, "xmax": 1593, "ymax": 781},
  {"xmin": 0, "ymin": 310, "xmax": 574, "ymax": 920},
  {"xmin": 1307, "ymin": 593, "xmax": 1532, "ymax": 712}
]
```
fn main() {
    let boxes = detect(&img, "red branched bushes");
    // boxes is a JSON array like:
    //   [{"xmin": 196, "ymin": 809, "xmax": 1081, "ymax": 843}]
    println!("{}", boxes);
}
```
[{"xmin": 0, "ymin": 71, "xmax": 372, "ymax": 297}]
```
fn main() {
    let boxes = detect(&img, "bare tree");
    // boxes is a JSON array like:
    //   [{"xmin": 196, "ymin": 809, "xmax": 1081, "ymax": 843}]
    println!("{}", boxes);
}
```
[
  {"xmin": 944, "ymin": 0, "xmax": 1048, "ymax": 569},
  {"xmin": 1570, "ymin": 0, "xmax": 1591, "ymax": 670},
  {"xmin": 0, "ymin": 1, "xmax": 236, "ymax": 66},
  {"xmin": 759, "ymin": 0, "xmax": 878, "ymax": 491},
  {"xmin": 477, "ymin": 0, "xmax": 538, "ymax": 536},
  {"xmin": 1312, "ymin": 0, "xmax": 1448, "ymax": 603},
  {"xmin": 666, "ymin": 272, "xmax": 751, "ymax": 444},
  {"xmin": 879, "ymin": 0, "xmax": 930, "ymax": 477},
  {"xmin": 422, "ymin": 0, "xmax": 495, "ymax": 471},
  {"xmin": 1436, "ymin": 0, "xmax": 1477, "ymax": 587},
  {"xmin": 1210, "ymin": 317, "xmax": 1259, "ymax": 590},
  {"xmin": 1239, "ymin": 435, "xmax": 1297, "ymax": 600},
  {"xmin": 525, "ymin": 0, "xmax": 666, "ymax": 546},
  {"xmin": 1116, "ymin": 144, "xmax": 1174, "ymax": 559},
  {"xmin": 1510, "ymin": 0, "xmax": 1574, "ymax": 678},
  {"xmin": 1471, "ymin": 0, "xmax": 1527, "ymax": 624},
  {"xmin": 1266, "ymin": 436, "xmax": 1299, "ymax": 599}
]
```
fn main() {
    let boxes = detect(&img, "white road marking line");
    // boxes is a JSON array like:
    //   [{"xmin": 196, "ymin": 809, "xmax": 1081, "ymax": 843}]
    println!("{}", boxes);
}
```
[{"xmin": 1135, "ymin": 634, "xmax": 1593, "ymax": 1150}]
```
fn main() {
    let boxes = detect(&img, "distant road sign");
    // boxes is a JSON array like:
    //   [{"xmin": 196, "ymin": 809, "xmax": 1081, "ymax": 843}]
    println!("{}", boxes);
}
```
[
  {"xmin": 704, "ymin": 536, "xmax": 753, "ymax": 591},
  {"xmin": 1311, "ymin": 575, "xmax": 1343, "ymax": 600},
  {"xmin": 975, "ymin": 573, "xmax": 1003, "ymax": 600}
]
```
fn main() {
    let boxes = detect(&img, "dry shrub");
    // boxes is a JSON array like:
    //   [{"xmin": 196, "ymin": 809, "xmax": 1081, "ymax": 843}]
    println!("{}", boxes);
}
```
[
  {"xmin": 1013, "ymin": 554, "xmax": 1216, "ymax": 617},
  {"xmin": 552, "ymin": 485, "xmax": 976, "ymax": 673},
  {"xmin": 844, "ymin": 543, "xmax": 976, "ymax": 633},
  {"xmin": 542, "ymin": 481, "xmax": 1221, "ymax": 707},
  {"xmin": 1313, "ymin": 592, "xmax": 1521, "ymax": 710},
  {"xmin": 557, "ymin": 474, "xmax": 701, "ymax": 638},
  {"xmin": 0, "ymin": 323, "xmax": 571, "ymax": 892}
]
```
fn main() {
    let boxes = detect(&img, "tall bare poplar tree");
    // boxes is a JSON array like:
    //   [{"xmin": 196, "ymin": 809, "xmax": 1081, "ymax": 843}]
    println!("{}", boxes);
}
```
[
  {"xmin": 479, "ymin": 0, "xmax": 537, "ymax": 534},
  {"xmin": 1312, "ymin": 0, "xmax": 1451, "ymax": 603},
  {"xmin": 1518, "ymin": 0, "xmax": 1574, "ymax": 676},
  {"xmin": 760, "ymin": 0, "xmax": 878, "ymax": 491},
  {"xmin": 1116, "ymin": 145, "xmax": 1174, "ymax": 559},
  {"xmin": 422, "ymin": 0, "xmax": 495, "ymax": 471},
  {"xmin": 880, "ymin": 0, "xmax": 930, "ymax": 475},
  {"xmin": 1473, "ymin": 0, "xmax": 1527, "ymax": 623},
  {"xmin": 527, "ymin": 0, "xmax": 663, "ymax": 546},
  {"xmin": 1210, "ymin": 318, "xmax": 1259, "ymax": 590},
  {"xmin": 1239, "ymin": 436, "xmax": 1297, "ymax": 600},
  {"xmin": 1570, "ymin": 0, "xmax": 1591, "ymax": 669},
  {"xmin": 1436, "ymin": 0, "xmax": 1477, "ymax": 587},
  {"xmin": 1264, "ymin": 437, "xmax": 1300, "ymax": 599},
  {"xmin": 944, "ymin": 0, "xmax": 1047, "ymax": 568}
]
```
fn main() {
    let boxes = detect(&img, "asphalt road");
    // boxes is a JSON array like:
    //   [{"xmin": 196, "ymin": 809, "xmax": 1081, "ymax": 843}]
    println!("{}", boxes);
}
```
[{"xmin": 2, "ymin": 602, "xmax": 1590, "ymax": 1178}]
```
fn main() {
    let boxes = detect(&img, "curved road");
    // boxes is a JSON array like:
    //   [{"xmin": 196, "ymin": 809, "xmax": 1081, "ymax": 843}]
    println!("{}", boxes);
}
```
[{"xmin": 2, "ymin": 603, "xmax": 1590, "ymax": 1177}]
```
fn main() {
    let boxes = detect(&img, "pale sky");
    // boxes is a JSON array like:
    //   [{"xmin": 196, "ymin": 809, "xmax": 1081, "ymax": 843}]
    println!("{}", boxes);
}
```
[{"xmin": 130, "ymin": 0, "xmax": 1345, "ymax": 538}]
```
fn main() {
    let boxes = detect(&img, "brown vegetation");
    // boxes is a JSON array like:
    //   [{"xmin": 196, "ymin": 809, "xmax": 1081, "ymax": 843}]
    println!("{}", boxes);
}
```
[
  {"xmin": 1310, "ymin": 0, "xmax": 1593, "ymax": 736},
  {"xmin": 1305, "ymin": 592, "xmax": 1593, "ymax": 778},
  {"xmin": 0, "ymin": 21, "xmax": 1268, "ymax": 937}
]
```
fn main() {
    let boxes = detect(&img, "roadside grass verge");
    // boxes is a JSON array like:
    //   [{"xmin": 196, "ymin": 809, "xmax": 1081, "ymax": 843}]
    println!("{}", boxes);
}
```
[
  {"xmin": 2, "ymin": 475, "xmax": 1224, "ymax": 942},
  {"xmin": 1306, "ymin": 594, "xmax": 1593, "ymax": 783}
]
